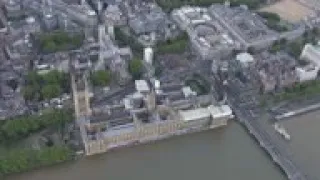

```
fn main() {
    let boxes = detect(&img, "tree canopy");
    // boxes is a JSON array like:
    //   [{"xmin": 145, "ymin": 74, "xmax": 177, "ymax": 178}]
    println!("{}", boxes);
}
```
[
  {"xmin": 41, "ymin": 84, "xmax": 62, "ymax": 100},
  {"xmin": 91, "ymin": 70, "xmax": 111, "ymax": 87},
  {"xmin": 128, "ymin": 58, "xmax": 144, "ymax": 80},
  {"xmin": 0, "ymin": 108, "xmax": 74, "ymax": 177},
  {"xmin": 0, "ymin": 146, "xmax": 74, "ymax": 176},
  {"xmin": 258, "ymin": 11, "xmax": 288, "ymax": 32},
  {"xmin": 114, "ymin": 27, "xmax": 144, "ymax": 54},
  {"xmin": 269, "ymin": 28, "xmax": 320, "ymax": 55},
  {"xmin": 42, "ymin": 70, "xmax": 65, "ymax": 85},
  {"xmin": 0, "ymin": 109, "xmax": 73, "ymax": 144},
  {"xmin": 157, "ymin": 32, "xmax": 188, "ymax": 54},
  {"xmin": 39, "ymin": 31, "xmax": 84, "ymax": 53},
  {"xmin": 23, "ymin": 70, "xmax": 69, "ymax": 101}
]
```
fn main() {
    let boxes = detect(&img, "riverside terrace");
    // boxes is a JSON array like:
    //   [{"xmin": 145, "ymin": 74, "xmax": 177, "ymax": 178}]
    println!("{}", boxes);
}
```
[{"xmin": 208, "ymin": 4, "xmax": 279, "ymax": 50}]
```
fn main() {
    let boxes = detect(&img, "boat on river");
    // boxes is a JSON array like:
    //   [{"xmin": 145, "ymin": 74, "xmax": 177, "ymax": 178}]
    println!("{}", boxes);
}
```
[{"xmin": 274, "ymin": 123, "xmax": 291, "ymax": 141}]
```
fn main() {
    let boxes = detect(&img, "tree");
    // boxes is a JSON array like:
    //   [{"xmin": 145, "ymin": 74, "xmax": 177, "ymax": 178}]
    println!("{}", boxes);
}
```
[
  {"xmin": 39, "ymin": 31, "xmax": 84, "ymax": 53},
  {"xmin": 22, "ymin": 85, "xmax": 39, "ymax": 101},
  {"xmin": 114, "ymin": 27, "xmax": 144, "ymax": 54},
  {"xmin": 24, "ymin": 70, "xmax": 69, "ymax": 102},
  {"xmin": 42, "ymin": 70, "xmax": 64, "ymax": 85},
  {"xmin": 0, "ymin": 109, "xmax": 72, "ymax": 143},
  {"xmin": 43, "ymin": 41, "xmax": 56, "ymax": 52},
  {"xmin": 288, "ymin": 41, "xmax": 303, "ymax": 58},
  {"xmin": 270, "ymin": 43, "xmax": 281, "ymax": 53},
  {"xmin": 61, "ymin": 73, "xmax": 71, "ymax": 93},
  {"xmin": 26, "ymin": 71, "xmax": 42, "ymax": 86},
  {"xmin": 41, "ymin": 84, "xmax": 62, "ymax": 100},
  {"xmin": 0, "ymin": 146, "xmax": 74, "ymax": 175},
  {"xmin": 279, "ymin": 38, "xmax": 287, "ymax": 46},
  {"xmin": 128, "ymin": 58, "xmax": 143, "ymax": 80},
  {"xmin": 91, "ymin": 70, "xmax": 111, "ymax": 87}
]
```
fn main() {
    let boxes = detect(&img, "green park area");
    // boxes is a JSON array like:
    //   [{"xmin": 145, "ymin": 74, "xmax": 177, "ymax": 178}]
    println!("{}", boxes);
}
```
[
  {"xmin": 23, "ymin": 70, "xmax": 69, "ymax": 101},
  {"xmin": 156, "ymin": 32, "xmax": 189, "ymax": 54},
  {"xmin": 39, "ymin": 31, "xmax": 84, "ymax": 53},
  {"xmin": 0, "ymin": 146, "xmax": 73, "ymax": 176},
  {"xmin": 0, "ymin": 109, "xmax": 75, "ymax": 177},
  {"xmin": 0, "ymin": 109, "xmax": 72, "ymax": 144}
]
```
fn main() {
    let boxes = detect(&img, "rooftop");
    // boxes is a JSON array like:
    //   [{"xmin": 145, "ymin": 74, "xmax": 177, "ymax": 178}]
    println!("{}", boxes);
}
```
[
  {"xmin": 208, "ymin": 4, "xmax": 278, "ymax": 44},
  {"xmin": 182, "ymin": 86, "xmax": 197, "ymax": 98},
  {"xmin": 129, "ymin": 11, "xmax": 167, "ymax": 35},
  {"xmin": 135, "ymin": 80, "xmax": 150, "ymax": 92},
  {"xmin": 171, "ymin": 5, "xmax": 237, "ymax": 59},
  {"xmin": 128, "ymin": 2, "xmax": 169, "ymax": 35},
  {"xmin": 179, "ymin": 108, "xmax": 210, "ymax": 122},
  {"xmin": 236, "ymin": 52, "xmax": 254, "ymax": 65},
  {"xmin": 102, "ymin": 123, "xmax": 135, "ymax": 137},
  {"xmin": 161, "ymin": 83, "xmax": 183, "ymax": 93},
  {"xmin": 207, "ymin": 105, "xmax": 233, "ymax": 119}
]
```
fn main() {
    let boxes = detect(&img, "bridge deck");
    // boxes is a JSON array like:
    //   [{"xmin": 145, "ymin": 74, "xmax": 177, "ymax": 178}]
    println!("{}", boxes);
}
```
[{"xmin": 233, "ymin": 107, "xmax": 308, "ymax": 180}]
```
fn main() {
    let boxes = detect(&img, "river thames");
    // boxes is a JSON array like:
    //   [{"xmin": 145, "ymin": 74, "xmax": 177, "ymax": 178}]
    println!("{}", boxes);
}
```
[
  {"xmin": 282, "ymin": 110, "xmax": 320, "ymax": 180},
  {"xmin": 6, "ymin": 121, "xmax": 288, "ymax": 180}
]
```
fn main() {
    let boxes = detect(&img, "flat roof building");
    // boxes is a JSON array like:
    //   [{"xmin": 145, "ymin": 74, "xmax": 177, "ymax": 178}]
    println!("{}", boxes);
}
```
[
  {"xmin": 179, "ymin": 108, "xmax": 210, "ymax": 122},
  {"xmin": 4, "ymin": 0, "xmax": 23, "ymax": 19},
  {"xmin": 236, "ymin": 52, "xmax": 254, "ymax": 67},
  {"xmin": 135, "ymin": 80, "xmax": 150, "ymax": 93},
  {"xmin": 207, "ymin": 105, "xmax": 233, "ymax": 119},
  {"xmin": 171, "ymin": 6, "xmax": 238, "ymax": 60},
  {"xmin": 300, "ymin": 43, "xmax": 320, "ymax": 68},
  {"xmin": 296, "ymin": 64, "xmax": 319, "ymax": 82},
  {"xmin": 179, "ymin": 105, "xmax": 233, "ymax": 122},
  {"xmin": 208, "ymin": 4, "xmax": 279, "ymax": 50}
]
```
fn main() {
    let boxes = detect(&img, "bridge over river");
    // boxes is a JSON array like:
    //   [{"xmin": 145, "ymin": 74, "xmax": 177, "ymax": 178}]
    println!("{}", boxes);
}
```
[{"xmin": 228, "ymin": 97, "xmax": 309, "ymax": 180}]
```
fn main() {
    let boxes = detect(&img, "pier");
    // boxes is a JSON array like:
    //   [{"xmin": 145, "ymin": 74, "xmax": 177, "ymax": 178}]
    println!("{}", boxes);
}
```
[{"xmin": 275, "ymin": 102, "xmax": 320, "ymax": 121}]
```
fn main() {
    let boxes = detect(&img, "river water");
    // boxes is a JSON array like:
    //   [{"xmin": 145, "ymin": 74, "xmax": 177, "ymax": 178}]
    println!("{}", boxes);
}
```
[
  {"xmin": 282, "ymin": 110, "xmax": 320, "ymax": 180},
  {"xmin": 6, "ymin": 121, "xmax": 286, "ymax": 180}
]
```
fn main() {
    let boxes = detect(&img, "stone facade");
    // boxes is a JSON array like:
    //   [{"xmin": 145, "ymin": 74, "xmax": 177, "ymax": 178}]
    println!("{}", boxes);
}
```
[{"xmin": 84, "ymin": 113, "xmax": 229, "ymax": 156}]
